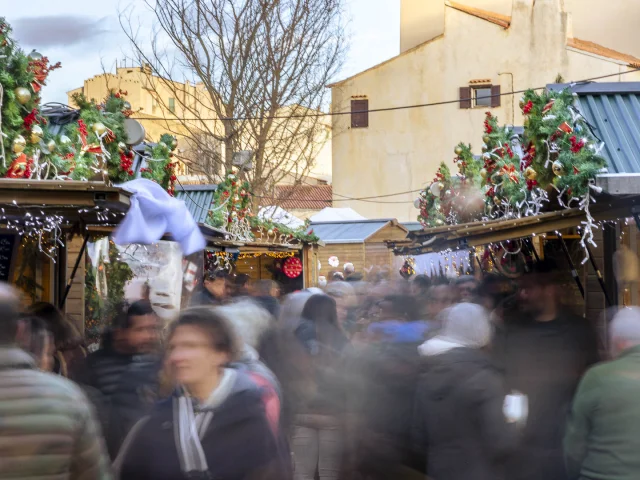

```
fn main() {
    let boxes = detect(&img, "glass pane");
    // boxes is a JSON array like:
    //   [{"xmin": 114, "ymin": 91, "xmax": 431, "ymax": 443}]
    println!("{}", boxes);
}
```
[{"xmin": 474, "ymin": 88, "xmax": 492, "ymax": 107}]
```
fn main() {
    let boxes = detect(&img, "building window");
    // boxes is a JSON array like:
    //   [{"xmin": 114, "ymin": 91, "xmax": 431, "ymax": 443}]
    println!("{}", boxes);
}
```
[
  {"xmin": 168, "ymin": 97, "xmax": 176, "ymax": 113},
  {"xmin": 351, "ymin": 99, "xmax": 369, "ymax": 128},
  {"xmin": 459, "ymin": 85, "xmax": 501, "ymax": 109}
]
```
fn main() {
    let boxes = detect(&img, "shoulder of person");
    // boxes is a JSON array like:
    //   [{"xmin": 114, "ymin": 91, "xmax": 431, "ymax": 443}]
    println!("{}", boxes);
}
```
[{"xmin": 24, "ymin": 369, "xmax": 95, "ymax": 410}]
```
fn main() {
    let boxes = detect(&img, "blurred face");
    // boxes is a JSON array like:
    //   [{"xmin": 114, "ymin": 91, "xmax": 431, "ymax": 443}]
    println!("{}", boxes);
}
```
[
  {"xmin": 517, "ymin": 277, "xmax": 554, "ymax": 315},
  {"xmin": 167, "ymin": 325, "xmax": 230, "ymax": 387},
  {"xmin": 457, "ymin": 281, "xmax": 478, "ymax": 301},
  {"xmin": 427, "ymin": 285, "xmax": 456, "ymax": 318},
  {"xmin": 205, "ymin": 278, "xmax": 227, "ymax": 299},
  {"xmin": 123, "ymin": 314, "xmax": 160, "ymax": 354}
]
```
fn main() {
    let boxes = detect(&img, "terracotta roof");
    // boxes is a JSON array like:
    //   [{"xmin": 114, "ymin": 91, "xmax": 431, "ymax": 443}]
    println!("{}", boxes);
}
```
[
  {"xmin": 567, "ymin": 38, "xmax": 640, "ymax": 68},
  {"xmin": 275, "ymin": 185, "xmax": 332, "ymax": 210},
  {"xmin": 447, "ymin": 1, "xmax": 511, "ymax": 29}
]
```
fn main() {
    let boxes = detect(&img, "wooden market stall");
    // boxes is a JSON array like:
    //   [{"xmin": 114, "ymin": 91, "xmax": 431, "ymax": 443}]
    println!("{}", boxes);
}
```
[{"xmin": 311, "ymin": 219, "xmax": 409, "ymax": 279}]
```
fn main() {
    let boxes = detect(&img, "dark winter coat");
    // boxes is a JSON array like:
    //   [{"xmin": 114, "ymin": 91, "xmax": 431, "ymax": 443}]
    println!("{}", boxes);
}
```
[
  {"xmin": 118, "ymin": 373, "xmax": 291, "ymax": 480},
  {"xmin": 189, "ymin": 287, "xmax": 223, "ymax": 307},
  {"xmin": 76, "ymin": 347, "xmax": 161, "ymax": 459},
  {"xmin": 413, "ymin": 347, "xmax": 518, "ymax": 480},
  {"xmin": 492, "ymin": 312, "xmax": 599, "ymax": 480}
]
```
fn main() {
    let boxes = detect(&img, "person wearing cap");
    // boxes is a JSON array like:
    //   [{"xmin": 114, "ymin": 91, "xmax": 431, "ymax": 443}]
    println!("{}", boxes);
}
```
[
  {"xmin": 414, "ymin": 303, "xmax": 518, "ymax": 480},
  {"xmin": 493, "ymin": 259, "xmax": 599, "ymax": 480},
  {"xmin": 190, "ymin": 269, "xmax": 228, "ymax": 306},
  {"xmin": 564, "ymin": 307, "xmax": 640, "ymax": 480}
]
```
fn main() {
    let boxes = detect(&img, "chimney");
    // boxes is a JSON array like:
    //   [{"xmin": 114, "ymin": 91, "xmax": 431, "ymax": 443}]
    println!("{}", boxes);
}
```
[{"xmin": 400, "ymin": 0, "xmax": 444, "ymax": 53}]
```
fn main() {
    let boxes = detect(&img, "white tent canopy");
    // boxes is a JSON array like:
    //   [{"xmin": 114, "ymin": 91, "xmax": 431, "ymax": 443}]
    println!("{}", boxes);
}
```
[
  {"xmin": 310, "ymin": 207, "xmax": 366, "ymax": 223},
  {"xmin": 258, "ymin": 205, "xmax": 305, "ymax": 228}
]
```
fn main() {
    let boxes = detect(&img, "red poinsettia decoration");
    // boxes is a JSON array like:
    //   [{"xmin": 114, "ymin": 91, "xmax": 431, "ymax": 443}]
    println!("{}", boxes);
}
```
[
  {"xmin": 498, "ymin": 164, "xmax": 520, "ymax": 184},
  {"xmin": 522, "ymin": 100, "xmax": 533, "ymax": 115},
  {"xmin": 484, "ymin": 112, "xmax": 494, "ymax": 134},
  {"xmin": 569, "ymin": 136, "xmax": 585, "ymax": 153}
]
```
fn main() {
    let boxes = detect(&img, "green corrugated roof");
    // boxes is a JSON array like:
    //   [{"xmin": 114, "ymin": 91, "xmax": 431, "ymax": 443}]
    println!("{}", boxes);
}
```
[{"xmin": 175, "ymin": 184, "xmax": 217, "ymax": 224}]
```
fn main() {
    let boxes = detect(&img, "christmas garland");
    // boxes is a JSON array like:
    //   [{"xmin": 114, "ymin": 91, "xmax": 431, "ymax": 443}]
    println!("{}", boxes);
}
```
[
  {"xmin": 0, "ymin": 18, "xmax": 177, "ymax": 194},
  {"xmin": 417, "ymin": 87, "xmax": 607, "ymax": 261}
]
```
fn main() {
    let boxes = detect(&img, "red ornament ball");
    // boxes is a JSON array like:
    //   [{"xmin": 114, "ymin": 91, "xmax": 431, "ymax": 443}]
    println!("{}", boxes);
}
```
[{"xmin": 282, "ymin": 257, "xmax": 303, "ymax": 279}]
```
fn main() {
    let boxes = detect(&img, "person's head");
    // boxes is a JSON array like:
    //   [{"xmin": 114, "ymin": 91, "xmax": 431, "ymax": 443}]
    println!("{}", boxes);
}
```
[
  {"xmin": 411, "ymin": 275, "xmax": 432, "ymax": 297},
  {"xmin": 29, "ymin": 302, "xmax": 83, "ymax": 351},
  {"xmin": 331, "ymin": 271, "xmax": 345, "ymax": 282},
  {"xmin": 517, "ymin": 259, "xmax": 561, "ymax": 319},
  {"xmin": 377, "ymin": 295, "xmax": 418, "ymax": 322},
  {"xmin": 478, "ymin": 274, "xmax": 515, "ymax": 312},
  {"xmin": 438, "ymin": 303, "xmax": 492, "ymax": 349},
  {"xmin": 426, "ymin": 282, "xmax": 456, "ymax": 319},
  {"xmin": 204, "ymin": 269, "xmax": 228, "ymax": 299},
  {"xmin": 167, "ymin": 307, "xmax": 240, "ymax": 388},
  {"xmin": 456, "ymin": 276, "xmax": 479, "ymax": 302},
  {"xmin": 610, "ymin": 307, "xmax": 640, "ymax": 357},
  {"xmin": 344, "ymin": 263, "xmax": 355, "ymax": 276},
  {"xmin": 325, "ymin": 281, "xmax": 356, "ymax": 327},
  {"xmin": 301, "ymin": 294, "xmax": 346, "ymax": 346},
  {"xmin": 111, "ymin": 300, "xmax": 159, "ymax": 355},
  {"xmin": 19, "ymin": 316, "xmax": 54, "ymax": 371},
  {"xmin": 254, "ymin": 280, "xmax": 280, "ymax": 298},
  {"xmin": 0, "ymin": 283, "xmax": 21, "ymax": 346},
  {"xmin": 217, "ymin": 299, "xmax": 273, "ymax": 351}
]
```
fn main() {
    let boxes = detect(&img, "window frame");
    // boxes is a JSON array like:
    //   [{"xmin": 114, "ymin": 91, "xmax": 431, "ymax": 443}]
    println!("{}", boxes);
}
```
[
  {"xmin": 168, "ymin": 97, "xmax": 176, "ymax": 113},
  {"xmin": 472, "ymin": 86, "xmax": 493, "ymax": 108},
  {"xmin": 350, "ymin": 99, "xmax": 369, "ymax": 129}
]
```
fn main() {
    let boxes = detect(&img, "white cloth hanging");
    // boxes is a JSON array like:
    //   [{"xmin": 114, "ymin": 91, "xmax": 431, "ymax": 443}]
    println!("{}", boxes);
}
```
[{"xmin": 113, "ymin": 178, "xmax": 206, "ymax": 255}]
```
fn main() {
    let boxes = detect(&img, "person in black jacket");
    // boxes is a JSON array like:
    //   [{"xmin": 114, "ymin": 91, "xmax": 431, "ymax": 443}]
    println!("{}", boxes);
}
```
[
  {"xmin": 76, "ymin": 300, "xmax": 161, "ymax": 459},
  {"xmin": 414, "ymin": 303, "xmax": 519, "ymax": 480},
  {"xmin": 116, "ymin": 306, "xmax": 290, "ymax": 480},
  {"xmin": 190, "ymin": 269, "xmax": 228, "ymax": 306}
]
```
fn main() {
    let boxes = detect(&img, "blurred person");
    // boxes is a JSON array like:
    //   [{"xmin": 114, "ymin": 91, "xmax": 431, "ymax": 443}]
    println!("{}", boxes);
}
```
[
  {"xmin": 76, "ymin": 300, "xmax": 161, "ymax": 459},
  {"xmin": 414, "ymin": 303, "xmax": 518, "ymax": 480},
  {"xmin": 29, "ymin": 301, "xmax": 87, "ymax": 378},
  {"xmin": 493, "ymin": 259, "xmax": 599, "ymax": 480},
  {"xmin": 117, "ymin": 306, "xmax": 289, "ymax": 480},
  {"xmin": 331, "ymin": 271, "xmax": 345, "ymax": 282},
  {"xmin": 411, "ymin": 274, "xmax": 431, "ymax": 297},
  {"xmin": 217, "ymin": 299, "xmax": 282, "ymax": 432},
  {"xmin": 233, "ymin": 273, "xmax": 252, "ymax": 297},
  {"xmin": 455, "ymin": 275, "xmax": 479, "ymax": 302},
  {"xmin": 253, "ymin": 279, "xmax": 281, "ymax": 318},
  {"xmin": 291, "ymin": 294, "xmax": 350, "ymax": 480},
  {"xmin": 426, "ymin": 281, "xmax": 457, "ymax": 320},
  {"xmin": 366, "ymin": 295, "xmax": 429, "ymax": 343},
  {"xmin": 19, "ymin": 315, "xmax": 55, "ymax": 371},
  {"xmin": 0, "ymin": 283, "xmax": 110, "ymax": 479},
  {"xmin": 325, "ymin": 281, "xmax": 357, "ymax": 336},
  {"xmin": 190, "ymin": 269, "xmax": 228, "ymax": 306},
  {"xmin": 564, "ymin": 307, "xmax": 640, "ymax": 480}
]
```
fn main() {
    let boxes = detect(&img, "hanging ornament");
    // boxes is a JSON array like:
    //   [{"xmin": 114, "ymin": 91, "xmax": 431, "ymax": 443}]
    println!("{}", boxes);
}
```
[
  {"xmin": 231, "ymin": 211, "xmax": 237, "ymax": 218},
  {"xmin": 413, "ymin": 198, "xmax": 421, "ymax": 209},
  {"xmin": 14, "ymin": 87, "xmax": 31, "ymax": 105},
  {"xmin": 519, "ymin": 98, "xmax": 525, "ymax": 109},
  {"xmin": 59, "ymin": 135, "xmax": 72, "ymax": 146},
  {"xmin": 171, "ymin": 137, "xmax": 178, "ymax": 150},
  {"xmin": 283, "ymin": 257, "xmax": 303, "ymax": 279},
  {"xmin": 92, "ymin": 122, "xmax": 107, "ymax": 136},
  {"xmin": 30, "ymin": 125, "xmax": 43, "ymax": 143},
  {"xmin": 159, "ymin": 141, "xmax": 168, "ymax": 150},
  {"xmin": 46, "ymin": 139, "xmax": 56, "ymax": 153},
  {"xmin": 399, "ymin": 257, "xmax": 416, "ymax": 279},
  {"xmin": 12, "ymin": 135, "xmax": 26, "ymax": 153},
  {"xmin": 233, "ymin": 195, "xmax": 240, "ymax": 202},
  {"xmin": 117, "ymin": 142, "xmax": 127, "ymax": 153},
  {"xmin": 494, "ymin": 196, "xmax": 502, "ymax": 205},
  {"xmin": 28, "ymin": 49, "xmax": 43, "ymax": 61},
  {"xmin": 480, "ymin": 168, "xmax": 488, "ymax": 179},
  {"xmin": 429, "ymin": 182, "xmax": 443, "ymax": 197},
  {"xmin": 524, "ymin": 166, "xmax": 537, "ymax": 180},
  {"xmin": 542, "ymin": 99, "xmax": 555, "ymax": 114},
  {"xmin": 227, "ymin": 174, "xmax": 236, "ymax": 181},
  {"xmin": 482, "ymin": 144, "xmax": 488, "ymax": 153},
  {"xmin": 328, "ymin": 256, "xmax": 340, "ymax": 268},
  {"xmin": 454, "ymin": 145, "xmax": 463, "ymax": 156},
  {"xmin": 482, "ymin": 134, "xmax": 491, "ymax": 144},
  {"xmin": 267, "ymin": 229, "xmax": 274, "ymax": 236},
  {"xmin": 552, "ymin": 160, "xmax": 565, "ymax": 176},
  {"xmin": 434, "ymin": 219, "xmax": 444, "ymax": 226},
  {"xmin": 122, "ymin": 101, "xmax": 132, "ymax": 110},
  {"xmin": 558, "ymin": 122, "xmax": 573, "ymax": 134}
]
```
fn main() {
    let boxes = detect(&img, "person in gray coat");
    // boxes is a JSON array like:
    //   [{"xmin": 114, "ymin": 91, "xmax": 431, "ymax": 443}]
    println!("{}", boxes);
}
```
[{"xmin": 0, "ymin": 283, "xmax": 110, "ymax": 479}]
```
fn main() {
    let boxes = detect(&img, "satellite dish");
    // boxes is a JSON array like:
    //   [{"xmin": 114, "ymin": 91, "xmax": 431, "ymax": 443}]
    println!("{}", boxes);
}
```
[{"xmin": 123, "ymin": 118, "xmax": 146, "ymax": 145}]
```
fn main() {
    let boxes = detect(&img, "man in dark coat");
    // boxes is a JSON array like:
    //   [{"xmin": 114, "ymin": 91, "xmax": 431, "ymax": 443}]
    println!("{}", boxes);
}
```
[
  {"xmin": 493, "ymin": 260, "xmax": 599, "ymax": 480},
  {"xmin": 76, "ymin": 300, "xmax": 161, "ymax": 459},
  {"xmin": 189, "ymin": 269, "xmax": 228, "ymax": 306}
]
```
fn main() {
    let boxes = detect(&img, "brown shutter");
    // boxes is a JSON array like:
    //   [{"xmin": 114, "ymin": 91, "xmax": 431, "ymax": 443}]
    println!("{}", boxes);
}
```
[
  {"xmin": 351, "ymin": 99, "xmax": 369, "ymax": 128},
  {"xmin": 459, "ymin": 87, "xmax": 472, "ymax": 109},
  {"xmin": 490, "ymin": 85, "xmax": 501, "ymax": 107}
]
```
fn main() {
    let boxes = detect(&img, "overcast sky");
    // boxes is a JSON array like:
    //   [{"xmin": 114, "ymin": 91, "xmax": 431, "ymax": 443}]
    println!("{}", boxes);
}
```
[{"xmin": 5, "ymin": 0, "xmax": 400, "ymax": 104}]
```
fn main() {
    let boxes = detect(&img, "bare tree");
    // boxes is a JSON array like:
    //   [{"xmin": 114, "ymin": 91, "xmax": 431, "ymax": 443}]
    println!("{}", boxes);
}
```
[{"xmin": 121, "ymin": 0, "xmax": 344, "ymax": 205}]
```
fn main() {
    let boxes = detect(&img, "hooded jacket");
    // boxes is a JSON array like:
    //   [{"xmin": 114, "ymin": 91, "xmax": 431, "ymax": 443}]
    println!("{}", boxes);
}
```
[
  {"xmin": 413, "ymin": 347, "xmax": 518, "ymax": 480},
  {"xmin": 0, "ymin": 347, "xmax": 110, "ymax": 480},
  {"xmin": 118, "ymin": 371, "xmax": 291, "ymax": 480}
]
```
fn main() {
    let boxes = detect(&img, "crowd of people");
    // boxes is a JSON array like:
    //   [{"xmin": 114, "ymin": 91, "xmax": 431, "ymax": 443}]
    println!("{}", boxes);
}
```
[{"xmin": 1, "ymin": 259, "xmax": 640, "ymax": 480}]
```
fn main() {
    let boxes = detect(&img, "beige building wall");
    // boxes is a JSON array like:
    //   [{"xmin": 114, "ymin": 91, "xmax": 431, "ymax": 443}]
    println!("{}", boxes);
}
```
[
  {"xmin": 401, "ymin": 0, "xmax": 640, "ymax": 58},
  {"xmin": 331, "ymin": 0, "xmax": 640, "ymax": 221}
]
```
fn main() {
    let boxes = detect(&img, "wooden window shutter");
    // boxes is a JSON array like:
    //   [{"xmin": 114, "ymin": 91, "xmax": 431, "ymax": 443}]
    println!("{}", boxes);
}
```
[
  {"xmin": 490, "ymin": 85, "xmax": 501, "ymax": 107},
  {"xmin": 351, "ymin": 99, "xmax": 369, "ymax": 128},
  {"xmin": 459, "ymin": 87, "xmax": 472, "ymax": 109}
]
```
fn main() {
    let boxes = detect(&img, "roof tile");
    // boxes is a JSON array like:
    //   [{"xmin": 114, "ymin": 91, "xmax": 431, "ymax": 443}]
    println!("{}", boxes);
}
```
[
  {"xmin": 275, "ymin": 185, "xmax": 332, "ymax": 210},
  {"xmin": 448, "ymin": 1, "xmax": 511, "ymax": 28},
  {"xmin": 567, "ymin": 38, "xmax": 640, "ymax": 67}
]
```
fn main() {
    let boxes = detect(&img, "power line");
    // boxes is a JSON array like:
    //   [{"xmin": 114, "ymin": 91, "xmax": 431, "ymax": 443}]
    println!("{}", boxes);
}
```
[{"xmin": 130, "ymin": 68, "xmax": 640, "ymax": 122}]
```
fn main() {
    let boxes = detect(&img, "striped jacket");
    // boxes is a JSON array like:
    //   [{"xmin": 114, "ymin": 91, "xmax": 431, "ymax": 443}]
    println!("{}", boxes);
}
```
[{"xmin": 0, "ymin": 347, "xmax": 111, "ymax": 480}]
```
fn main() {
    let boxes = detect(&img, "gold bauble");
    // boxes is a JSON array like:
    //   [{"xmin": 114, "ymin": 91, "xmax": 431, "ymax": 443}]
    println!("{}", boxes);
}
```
[
  {"xmin": 14, "ymin": 87, "xmax": 31, "ymax": 105},
  {"xmin": 482, "ymin": 134, "xmax": 491, "ymax": 144},
  {"xmin": 233, "ymin": 195, "xmax": 240, "ymax": 202},
  {"xmin": 118, "ymin": 142, "xmax": 127, "ymax": 153},
  {"xmin": 482, "ymin": 144, "xmax": 488, "ymax": 153},
  {"xmin": 46, "ymin": 139, "xmax": 56, "ymax": 153},
  {"xmin": 267, "ymin": 229, "xmax": 274, "ymax": 236},
  {"xmin": 434, "ymin": 219, "xmax": 444, "ymax": 226},
  {"xmin": 30, "ymin": 124, "xmax": 44, "ymax": 143},
  {"xmin": 231, "ymin": 211, "xmax": 238, "ymax": 218},
  {"xmin": 524, "ymin": 166, "xmax": 537, "ymax": 180},
  {"xmin": 494, "ymin": 196, "xmax": 502, "ymax": 205},
  {"xmin": 12, "ymin": 135, "xmax": 26, "ymax": 153},
  {"xmin": 519, "ymin": 98, "xmax": 525, "ymax": 109},
  {"xmin": 59, "ymin": 135, "xmax": 72, "ymax": 146},
  {"xmin": 454, "ymin": 145, "xmax": 463, "ymax": 156},
  {"xmin": 552, "ymin": 160, "xmax": 564, "ymax": 176},
  {"xmin": 92, "ymin": 122, "xmax": 107, "ymax": 136},
  {"xmin": 171, "ymin": 138, "xmax": 178, "ymax": 150},
  {"xmin": 28, "ymin": 49, "xmax": 43, "ymax": 61},
  {"xmin": 122, "ymin": 101, "xmax": 132, "ymax": 110},
  {"xmin": 480, "ymin": 168, "xmax": 488, "ymax": 179}
]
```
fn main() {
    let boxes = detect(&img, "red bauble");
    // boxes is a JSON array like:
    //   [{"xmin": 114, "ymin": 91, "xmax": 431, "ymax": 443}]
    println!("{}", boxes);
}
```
[{"xmin": 282, "ymin": 257, "xmax": 303, "ymax": 279}]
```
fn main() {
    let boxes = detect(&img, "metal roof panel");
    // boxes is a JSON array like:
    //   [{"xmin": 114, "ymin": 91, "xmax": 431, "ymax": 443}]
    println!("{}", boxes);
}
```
[{"xmin": 310, "ymin": 221, "xmax": 389, "ymax": 243}]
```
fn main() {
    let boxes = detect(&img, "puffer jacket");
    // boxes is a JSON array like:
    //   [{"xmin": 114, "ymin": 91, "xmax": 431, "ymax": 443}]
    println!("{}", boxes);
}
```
[{"xmin": 0, "ymin": 347, "xmax": 111, "ymax": 479}]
